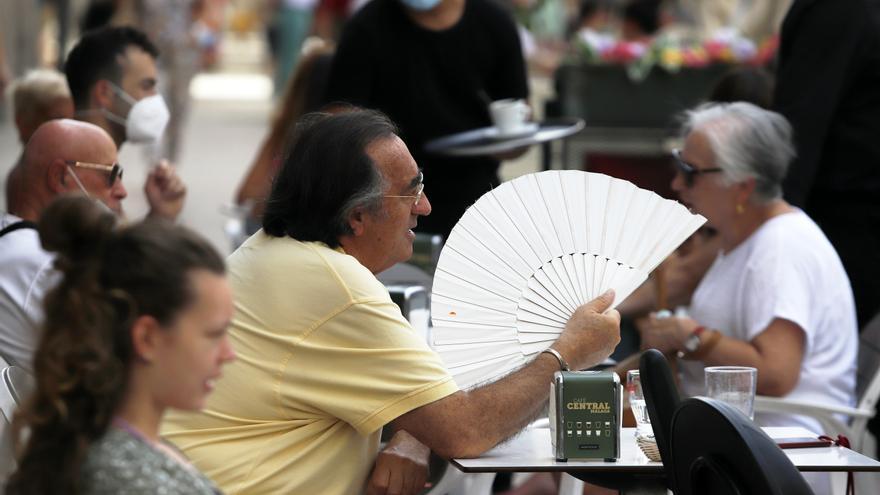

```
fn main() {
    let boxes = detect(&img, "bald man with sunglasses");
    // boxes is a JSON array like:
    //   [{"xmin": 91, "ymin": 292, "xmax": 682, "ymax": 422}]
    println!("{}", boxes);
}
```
[{"xmin": 0, "ymin": 119, "xmax": 184, "ymax": 372}]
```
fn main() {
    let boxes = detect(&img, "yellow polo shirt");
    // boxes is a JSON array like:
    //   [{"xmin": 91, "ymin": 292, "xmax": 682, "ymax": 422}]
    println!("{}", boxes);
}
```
[{"xmin": 162, "ymin": 232, "xmax": 458, "ymax": 494}]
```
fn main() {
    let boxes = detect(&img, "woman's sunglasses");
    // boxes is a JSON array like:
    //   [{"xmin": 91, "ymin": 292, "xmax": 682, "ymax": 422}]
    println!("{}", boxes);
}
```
[{"xmin": 672, "ymin": 149, "xmax": 722, "ymax": 187}]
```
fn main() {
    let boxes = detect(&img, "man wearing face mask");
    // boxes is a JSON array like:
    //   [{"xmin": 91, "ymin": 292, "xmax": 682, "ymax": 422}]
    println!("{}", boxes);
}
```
[
  {"xmin": 0, "ymin": 119, "xmax": 130, "ymax": 372},
  {"xmin": 323, "ymin": 0, "xmax": 529, "ymax": 239},
  {"xmin": 64, "ymin": 25, "xmax": 186, "ymax": 221}
]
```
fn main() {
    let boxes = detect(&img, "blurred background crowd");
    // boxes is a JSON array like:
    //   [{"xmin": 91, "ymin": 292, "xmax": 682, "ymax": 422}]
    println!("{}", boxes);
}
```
[{"xmin": 0, "ymin": 0, "xmax": 798, "ymax": 254}]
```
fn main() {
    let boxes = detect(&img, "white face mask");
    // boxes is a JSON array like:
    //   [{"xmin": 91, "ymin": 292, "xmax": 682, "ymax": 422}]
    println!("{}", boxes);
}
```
[{"xmin": 103, "ymin": 83, "xmax": 170, "ymax": 144}]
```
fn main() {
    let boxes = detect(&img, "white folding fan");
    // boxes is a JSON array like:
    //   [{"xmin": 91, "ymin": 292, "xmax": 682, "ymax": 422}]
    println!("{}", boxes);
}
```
[{"xmin": 430, "ymin": 170, "xmax": 706, "ymax": 389}]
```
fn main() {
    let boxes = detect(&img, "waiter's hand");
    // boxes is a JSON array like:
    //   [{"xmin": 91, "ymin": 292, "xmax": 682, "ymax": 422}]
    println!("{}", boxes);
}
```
[
  {"xmin": 366, "ymin": 429, "xmax": 430, "ymax": 495},
  {"xmin": 493, "ymin": 145, "xmax": 530, "ymax": 161}
]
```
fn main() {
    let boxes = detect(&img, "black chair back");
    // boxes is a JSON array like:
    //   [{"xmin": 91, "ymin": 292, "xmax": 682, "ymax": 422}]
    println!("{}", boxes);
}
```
[
  {"xmin": 671, "ymin": 397, "xmax": 814, "ymax": 495},
  {"xmin": 638, "ymin": 349, "xmax": 680, "ymax": 490}
]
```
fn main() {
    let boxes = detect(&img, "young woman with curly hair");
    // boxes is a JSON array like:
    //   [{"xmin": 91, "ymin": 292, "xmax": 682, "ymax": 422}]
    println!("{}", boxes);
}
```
[{"xmin": 6, "ymin": 195, "xmax": 236, "ymax": 494}]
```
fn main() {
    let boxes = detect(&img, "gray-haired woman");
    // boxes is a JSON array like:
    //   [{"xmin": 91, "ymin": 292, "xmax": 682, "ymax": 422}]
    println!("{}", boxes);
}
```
[{"xmin": 640, "ymin": 102, "xmax": 857, "ymax": 438}]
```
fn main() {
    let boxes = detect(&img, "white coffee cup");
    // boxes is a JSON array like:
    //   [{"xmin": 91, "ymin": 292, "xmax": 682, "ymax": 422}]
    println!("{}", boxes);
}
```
[{"xmin": 489, "ymin": 98, "xmax": 530, "ymax": 135}]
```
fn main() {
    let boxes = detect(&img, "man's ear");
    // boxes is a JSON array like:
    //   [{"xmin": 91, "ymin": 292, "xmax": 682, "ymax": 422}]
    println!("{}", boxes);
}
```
[
  {"xmin": 130, "ymin": 314, "xmax": 165, "ymax": 364},
  {"xmin": 47, "ymin": 159, "xmax": 69, "ymax": 194},
  {"xmin": 92, "ymin": 79, "xmax": 115, "ymax": 109},
  {"xmin": 348, "ymin": 207, "xmax": 367, "ymax": 236}
]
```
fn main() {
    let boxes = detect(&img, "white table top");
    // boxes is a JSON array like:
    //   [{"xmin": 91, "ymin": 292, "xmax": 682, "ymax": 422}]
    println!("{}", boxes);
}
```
[{"xmin": 452, "ymin": 426, "xmax": 880, "ymax": 473}]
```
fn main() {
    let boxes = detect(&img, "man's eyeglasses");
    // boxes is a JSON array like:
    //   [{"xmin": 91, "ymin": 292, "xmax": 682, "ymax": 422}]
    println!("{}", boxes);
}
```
[
  {"xmin": 65, "ymin": 160, "xmax": 124, "ymax": 186},
  {"xmin": 672, "ymin": 149, "xmax": 723, "ymax": 187},
  {"xmin": 385, "ymin": 181, "xmax": 425, "ymax": 207}
]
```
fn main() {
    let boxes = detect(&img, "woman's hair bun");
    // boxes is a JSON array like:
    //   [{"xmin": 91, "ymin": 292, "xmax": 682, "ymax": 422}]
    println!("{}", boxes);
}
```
[{"xmin": 38, "ymin": 194, "xmax": 117, "ymax": 262}]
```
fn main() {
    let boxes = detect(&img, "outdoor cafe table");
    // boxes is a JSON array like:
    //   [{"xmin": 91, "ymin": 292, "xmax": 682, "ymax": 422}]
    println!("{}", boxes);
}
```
[{"xmin": 452, "ymin": 425, "xmax": 880, "ymax": 494}]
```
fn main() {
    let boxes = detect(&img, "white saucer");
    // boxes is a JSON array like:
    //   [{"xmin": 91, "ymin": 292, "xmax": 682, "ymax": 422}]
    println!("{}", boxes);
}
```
[{"xmin": 486, "ymin": 123, "xmax": 540, "ymax": 140}]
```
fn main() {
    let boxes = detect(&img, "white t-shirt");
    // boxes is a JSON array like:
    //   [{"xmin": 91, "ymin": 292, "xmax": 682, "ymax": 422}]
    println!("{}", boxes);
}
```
[
  {"xmin": 679, "ymin": 209, "xmax": 857, "ymax": 432},
  {"xmin": 0, "ymin": 213, "xmax": 58, "ymax": 372}
]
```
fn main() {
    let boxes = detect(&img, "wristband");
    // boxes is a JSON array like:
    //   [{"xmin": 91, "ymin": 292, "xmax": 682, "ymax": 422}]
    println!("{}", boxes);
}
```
[
  {"xmin": 682, "ymin": 329, "xmax": 723, "ymax": 360},
  {"xmin": 541, "ymin": 348, "xmax": 570, "ymax": 371},
  {"xmin": 677, "ymin": 325, "xmax": 704, "ymax": 359}
]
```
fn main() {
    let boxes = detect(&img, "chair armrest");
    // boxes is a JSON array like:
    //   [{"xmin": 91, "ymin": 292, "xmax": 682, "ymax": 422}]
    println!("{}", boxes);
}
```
[{"xmin": 754, "ymin": 395, "xmax": 872, "ymax": 419}]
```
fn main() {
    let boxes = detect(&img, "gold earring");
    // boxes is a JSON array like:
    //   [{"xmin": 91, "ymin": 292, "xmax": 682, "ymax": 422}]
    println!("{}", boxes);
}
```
[{"xmin": 736, "ymin": 204, "xmax": 745, "ymax": 214}]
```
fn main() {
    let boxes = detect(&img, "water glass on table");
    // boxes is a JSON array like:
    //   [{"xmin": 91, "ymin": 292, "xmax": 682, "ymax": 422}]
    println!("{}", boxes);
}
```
[
  {"xmin": 626, "ymin": 370, "xmax": 653, "ymax": 439},
  {"xmin": 704, "ymin": 366, "xmax": 757, "ymax": 420}
]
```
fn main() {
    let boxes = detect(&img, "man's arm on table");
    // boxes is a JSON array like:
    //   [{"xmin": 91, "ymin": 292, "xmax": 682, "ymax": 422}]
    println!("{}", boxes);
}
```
[
  {"xmin": 393, "ymin": 290, "xmax": 621, "ymax": 459},
  {"xmin": 367, "ymin": 429, "xmax": 430, "ymax": 495}
]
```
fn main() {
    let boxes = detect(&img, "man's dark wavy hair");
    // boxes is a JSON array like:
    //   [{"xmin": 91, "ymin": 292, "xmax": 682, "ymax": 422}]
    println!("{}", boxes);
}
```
[{"xmin": 262, "ymin": 108, "xmax": 399, "ymax": 248}]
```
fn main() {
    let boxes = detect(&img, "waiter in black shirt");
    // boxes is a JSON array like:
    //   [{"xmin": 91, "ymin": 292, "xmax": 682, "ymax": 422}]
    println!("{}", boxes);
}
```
[{"xmin": 323, "ymin": 0, "xmax": 529, "ymax": 239}]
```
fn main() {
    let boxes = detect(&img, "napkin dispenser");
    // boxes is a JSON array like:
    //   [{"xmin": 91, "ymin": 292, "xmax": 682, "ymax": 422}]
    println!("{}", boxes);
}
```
[{"xmin": 549, "ymin": 370, "xmax": 622, "ymax": 462}]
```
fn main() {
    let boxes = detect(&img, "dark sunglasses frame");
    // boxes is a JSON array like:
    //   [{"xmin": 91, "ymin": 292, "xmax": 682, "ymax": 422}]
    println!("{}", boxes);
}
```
[
  {"xmin": 65, "ymin": 160, "xmax": 124, "ymax": 186},
  {"xmin": 672, "ymin": 149, "xmax": 723, "ymax": 187}
]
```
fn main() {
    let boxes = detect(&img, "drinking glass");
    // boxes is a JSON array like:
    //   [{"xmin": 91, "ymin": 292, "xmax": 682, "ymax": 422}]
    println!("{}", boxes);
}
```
[
  {"xmin": 704, "ymin": 366, "xmax": 757, "ymax": 420},
  {"xmin": 627, "ymin": 370, "xmax": 653, "ymax": 438}
]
